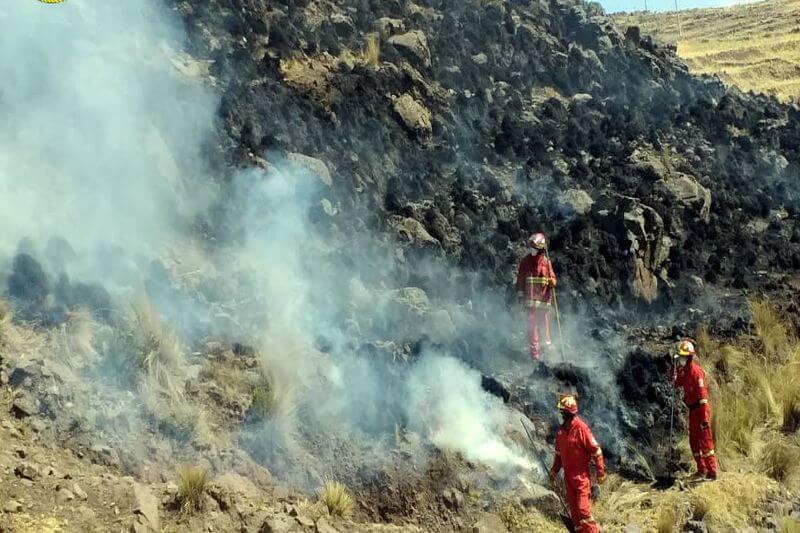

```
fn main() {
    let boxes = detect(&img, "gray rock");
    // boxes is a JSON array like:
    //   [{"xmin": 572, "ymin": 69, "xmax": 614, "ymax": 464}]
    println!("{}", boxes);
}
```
[
  {"xmin": 286, "ymin": 153, "xmax": 333, "ymax": 187},
  {"xmin": 373, "ymin": 17, "xmax": 405, "ymax": 37},
  {"xmin": 30, "ymin": 418, "xmax": 47, "ymax": 433},
  {"xmin": 316, "ymin": 517, "xmax": 339, "ymax": 533},
  {"xmin": 564, "ymin": 188, "xmax": 594, "ymax": 215},
  {"xmin": 388, "ymin": 30, "xmax": 431, "ymax": 67},
  {"xmin": 518, "ymin": 484, "xmax": 561, "ymax": 518},
  {"xmin": 392, "ymin": 94, "xmax": 432, "ymax": 140},
  {"xmin": 11, "ymin": 394, "xmax": 38, "ymax": 419},
  {"xmin": 132, "ymin": 482, "xmax": 159, "ymax": 532},
  {"xmin": 390, "ymin": 216, "xmax": 438, "ymax": 245},
  {"xmin": 14, "ymin": 462, "xmax": 40, "ymax": 480},
  {"xmin": 3, "ymin": 500, "xmax": 22, "ymax": 513},
  {"xmin": 472, "ymin": 513, "xmax": 507, "ymax": 532},
  {"xmin": 389, "ymin": 287, "xmax": 430, "ymax": 315},
  {"xmin": 442, "ymin": 487, "xmax": 465, "ymax": 510},
  {"xmin": 472, "ymin": 53, "xmax": 488, "ymax": 65},
  {"xmin": 624, "ymin": 201, "xmax": 669, "ymax": 303},
  {"xmin": 295, "ymin": 515, "xmax": 315, "ymax": 528},
  {"xmin": 260, "ymin": 514, "xmax": 300, "ymax": 532},
  {"xmin": 9, "ymin": 362, "xmax": 42, "ymax": 388},
  {"xmin": 73, "ymin": 482, "xmax": 88, "ymax": 501},
  {"xmin": 655, "ymin": 174, "xmax": 711, "ymax": 222},
  {"xmin": 89, "ymin": 444, "xmax": 121, "ymax": 468},
  {"xmin": 56, "ymin": 487, "xmax": 75, "ymax": 505}
]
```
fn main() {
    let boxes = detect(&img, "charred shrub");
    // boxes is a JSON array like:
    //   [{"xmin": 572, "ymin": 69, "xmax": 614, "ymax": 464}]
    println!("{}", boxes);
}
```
[{"xmin": 7, "ymin": 253, "xmax": 51, "ymax": 321}]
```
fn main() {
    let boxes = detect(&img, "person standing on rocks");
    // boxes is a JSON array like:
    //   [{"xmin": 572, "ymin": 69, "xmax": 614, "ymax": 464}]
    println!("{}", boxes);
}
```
[
  {"xmin": 549, "ymin": 394, "xmax": 605, "ymax": 533},
  {"xmin": 672, "ymin": 338, "xmax": 718, "ymax": 481},
  {"xmin": 515, "ymin": 232, "xmax": 557, "ymax": 360}
]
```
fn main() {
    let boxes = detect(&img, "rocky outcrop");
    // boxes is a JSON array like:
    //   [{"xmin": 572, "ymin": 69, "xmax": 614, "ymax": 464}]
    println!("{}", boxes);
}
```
[{"xmin": 623, "ymin": 200, "xmax": 670, "ymax": 303}]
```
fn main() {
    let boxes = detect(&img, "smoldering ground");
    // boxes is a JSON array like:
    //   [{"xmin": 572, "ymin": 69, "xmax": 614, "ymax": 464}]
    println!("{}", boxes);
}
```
[
  {"xmin": 0, "ymin": 0, "xmax": 665, "ymax": 500},
  {"xmin": 0, "ymin": 0, "xmax": 546, "ymax": 489}
]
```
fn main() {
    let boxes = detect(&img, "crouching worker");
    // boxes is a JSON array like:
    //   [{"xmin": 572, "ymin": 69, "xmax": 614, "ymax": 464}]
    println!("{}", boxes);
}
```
[
  {"xmin": 673, "ymin": 338, "xmax": 718, "ymax": 481},
  {"xmin": 549, "ymin": 394, "xmax": 605, "ymax": 533}
]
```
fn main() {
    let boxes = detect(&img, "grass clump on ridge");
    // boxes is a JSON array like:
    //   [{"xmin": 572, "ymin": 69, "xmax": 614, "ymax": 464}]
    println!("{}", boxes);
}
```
[
  {"xmin": 758, "ymin": 437, "xmax": 800, "ymax": 482},
  {"xmin": 361, "ymin": 34, "xmax": 380, "ymax": 67},
  {"xmin": 749, "ymin": 298, "xmax": 791, "ymax": 364},
  {"xmin": 177, "ymin": 465, "xmax": 208, "ymax": 515},
  {"xmin": 318, "ymin": 479, "xmax": 353, "ymax": 517}
]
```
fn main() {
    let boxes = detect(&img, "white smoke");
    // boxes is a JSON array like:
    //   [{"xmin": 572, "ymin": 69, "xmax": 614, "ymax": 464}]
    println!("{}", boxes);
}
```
[
  {"xmin": 0, "ymin": 0, "xmax": 541, "ymax": 482},
  {"xmin": 0, "ymin": 0, "xmax": 216, "ymax": 289},
  {"xmin": 406, "ymin": 354, "xmax": 535, "ymax": 471}
]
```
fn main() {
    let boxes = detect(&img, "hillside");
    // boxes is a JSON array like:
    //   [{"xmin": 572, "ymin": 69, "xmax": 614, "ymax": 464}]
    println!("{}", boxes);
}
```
[
  {"xmin": 614, "ymin": 0, "xmax": 800, "ymax": 101},
  {"xmin": 2, "ymin": 0, "xmax": 800, "ymax": 531}
]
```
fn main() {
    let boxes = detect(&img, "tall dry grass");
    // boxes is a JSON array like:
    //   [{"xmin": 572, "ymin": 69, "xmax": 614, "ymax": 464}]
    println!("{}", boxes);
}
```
[
  {"xmin": 361, "ymin": 34, "xmax": 380, "ymax": 67},
  {"xmin": 177, "ymin": 465, "xmax": 208, "ymax": 515},
  {"xmin": 318, "ymin": 479, "xmax": 353, "ymax": 517}
]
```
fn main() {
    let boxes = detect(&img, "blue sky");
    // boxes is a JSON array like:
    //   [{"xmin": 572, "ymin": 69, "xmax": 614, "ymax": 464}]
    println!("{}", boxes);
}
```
[{"xmin": 602, "ymin": 0, "xmax": 759, "ymax": 14}]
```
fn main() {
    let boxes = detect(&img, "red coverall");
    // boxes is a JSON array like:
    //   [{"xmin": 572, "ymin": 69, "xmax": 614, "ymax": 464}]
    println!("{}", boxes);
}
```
[
  {"xmin": 550, "ymin": 416, "xmax": 605, "ymax": 533},
  {"xmin": 673, "ymin": 359, "xmax": 717, "ymax": 477},
  {"xmin": 515, "ymin": 252, "xmax": 556, "ymax": 360}
]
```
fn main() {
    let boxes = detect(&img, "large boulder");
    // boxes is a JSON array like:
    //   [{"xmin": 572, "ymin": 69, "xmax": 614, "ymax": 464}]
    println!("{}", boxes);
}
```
[
  {"xmin": 286, "ymin": 153, "xmax": 333, "ymax": 187},
  {"xmin": 388, "ymin": 30, "xmax": 431, "ymax": 67},
  {"xmin": 623, "ymin": 200, "xmax": 671, "ymax": 303},
  {"xmin": 392, "ymin": 94, "xmax": 433, "ymax": 141},
  {"xmin": 654, "ymin": 173, "xmax": 712, "ymax": 222},
  {"xmin": 130, "ymin": 483, "xmax": 159, "ymax": 533}
]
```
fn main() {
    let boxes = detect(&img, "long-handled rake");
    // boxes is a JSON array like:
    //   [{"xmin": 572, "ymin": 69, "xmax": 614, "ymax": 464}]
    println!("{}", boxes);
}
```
[{"xmin": 544, "ymin": 243, "xmax": 566, "ymax": 363}]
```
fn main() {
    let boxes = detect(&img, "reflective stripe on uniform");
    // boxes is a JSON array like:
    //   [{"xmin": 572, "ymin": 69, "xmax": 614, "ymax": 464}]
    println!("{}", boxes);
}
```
[
  {"xmin": 526, "ymin": 276, "xmax": 550, "ymax": 285},
  {"xmin": 579, "ymin": 516, "xmax": 596, "ymax": 524},
  {"xmin": 593, "ymin": 448, "xmax": 602, "ymax": 457},
  {"xmin": 703, "ymin": 449, "xmax": 716, "ymax": 457},
  {"xmin": 692, "ymin": 452, "xmax": 702, "ymax": 457},
  {"xmin": 699, "ymin": 399, "xmax": 708, "ymax": 405}
]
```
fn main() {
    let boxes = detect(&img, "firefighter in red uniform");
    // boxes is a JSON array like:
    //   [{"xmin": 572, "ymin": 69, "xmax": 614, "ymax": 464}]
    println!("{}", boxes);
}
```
[
  {"xmin": 673, "ymin": 338, "xmax": 718, "ymax": 480},
  {"xmin": 549, "ymin": 394, "xmax": 605, "ymax": 533},
  {"xmin": 515, "ymin": 232, "xmax": 557, "ymax": 360}
]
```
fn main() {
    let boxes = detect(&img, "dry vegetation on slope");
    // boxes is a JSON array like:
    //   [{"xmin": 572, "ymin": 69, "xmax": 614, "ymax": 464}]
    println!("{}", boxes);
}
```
[{"xmin": 614, "ymin": 0, "xmax": 800, "ymax": 101}]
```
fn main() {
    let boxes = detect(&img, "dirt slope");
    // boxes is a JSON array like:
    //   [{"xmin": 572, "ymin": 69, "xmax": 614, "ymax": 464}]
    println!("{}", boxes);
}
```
[{"xmin": 614, "ymin": 0, "xmax": 800, "ymax": 101}]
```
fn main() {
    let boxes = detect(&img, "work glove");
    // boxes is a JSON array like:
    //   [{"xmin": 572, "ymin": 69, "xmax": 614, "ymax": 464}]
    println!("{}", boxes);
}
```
[
  {"xmin": 548, "ymin": 278, "xmax": 557, "ymax": 288},
  {"xmin": 590, "ymin": 484, "xmax": 600, "ymax": 500},
  {"xmin": 597, "ymin": 472, "xmax": 606, "ymax": 485}
]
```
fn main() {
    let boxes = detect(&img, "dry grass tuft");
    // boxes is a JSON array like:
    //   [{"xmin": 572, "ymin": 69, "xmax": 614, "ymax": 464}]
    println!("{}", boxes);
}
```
[
  {"xmin": 781, "ymin": 382, "xmax": 800, "ymax": 434},
  {"xmin": 690, "ymin": 494, "xmax": 711, "ymax": 520},
  {"xmin": 250, "ymin": 384, "xmax": 280, "ymax": 420},
  {"xmin": 318, "ymin": 479, "xmax": 353, "ymax": 517},
  {"xmin": 116, "ymin": 297, "xmax": 186, "ymax": 398},
  {"xmin": 656, "ymin": 505, "xmax": 676, "ymax": 533},
  {"xmin": 65, "ymin": 308, "xmax": 95, "ymax": 357},
  {"xmin": 782, "ymin": 516, "xmax": 800, "ymax": 533},
  {"xmin": 177, "ymin": 465, "xmax": 208, "ymax": 515},
  {"xmin": 201, "ymin": 361, "xmax": 252, "ymax": 402},
  {"xmin": 749, "ymin": 298, "xmax": 790, "ymax": 364},
  {"xmin": 759, "ymin": 437, "xmax": 800, "ymax": 482},
  {"xmin": 248, "ymin": 370, "xmax": 293, "ymax": 421},
  {"xmin": 361, "ymin": 34, "xmax": 380, "ymax": 67},
  {"xmin": 0, "ymin": 299, "xmax": 12, "ymax": 346},
  {"xmin": 714, "ymin": 345, "xmax": 743, "ymax": 377},
  {"xmin": 714, "ymin": 392, "xmax": 756, "ymax": 456},
  {"xmin": 498, "ymin": 502, "xmax": 563, "ymax": 533}
]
